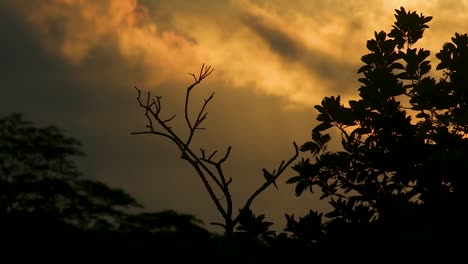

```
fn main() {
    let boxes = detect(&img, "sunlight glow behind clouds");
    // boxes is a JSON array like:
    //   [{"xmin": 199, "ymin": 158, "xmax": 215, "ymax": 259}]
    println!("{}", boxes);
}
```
[
  {"xmin": 9, "ymin": 0, "xmax": 202, "ymax": 86},
  {"xmin": 7, "ymin": 0, "xmax": 468, "ymax": 109}
]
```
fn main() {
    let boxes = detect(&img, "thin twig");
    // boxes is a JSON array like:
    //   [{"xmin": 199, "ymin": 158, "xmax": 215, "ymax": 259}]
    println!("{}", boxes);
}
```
[{"xmin": 234, "ymin": 142, "xmax": 299, "ymax": 224}]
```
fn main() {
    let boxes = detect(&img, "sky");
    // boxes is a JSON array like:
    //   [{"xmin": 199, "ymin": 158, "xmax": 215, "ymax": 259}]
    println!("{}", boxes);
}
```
[{"xmin": 1, "ymin": 0, "xmax": 467, "ymax": 233}]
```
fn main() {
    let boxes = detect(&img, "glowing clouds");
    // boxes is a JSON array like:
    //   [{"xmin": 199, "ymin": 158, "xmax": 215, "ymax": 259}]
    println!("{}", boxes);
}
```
[
  {"xmin": 6, "ymin": 0, "xmax": 468, "ymax": 108},
  {"xmin": 6, "ymin": 0, "xmax": 201, "ymax": 86}
]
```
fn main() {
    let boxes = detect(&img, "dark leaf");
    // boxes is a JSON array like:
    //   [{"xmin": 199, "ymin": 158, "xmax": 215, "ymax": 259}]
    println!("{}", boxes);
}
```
[
  {"xmin": 300, "ymin": 141, "xmax": 318, "ymax": 152},
  {"xmin": 358, "ymin": 64, "xmax": 373, "ymax": 73},
  {"xmin": 313, "ymin": 122, "xmax": 334, "ymax": 133},
  {"xmin": 286, "ymin": 176, "xmax": 303, "ymax": 184},
  {"xmin": 295, "ymin": 180, "xmax": 312, "ymax": 197}
]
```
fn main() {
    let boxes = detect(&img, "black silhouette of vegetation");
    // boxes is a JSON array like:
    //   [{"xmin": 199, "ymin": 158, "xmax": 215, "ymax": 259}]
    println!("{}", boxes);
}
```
[
  {"xmin": 0, "ymin": 113, "xmax": 220, "ymax": 261},
  {"xmin": 0, "ymin": 113, "xmax": 140, "ymax": 232},
  {"xmin": 285, "ymin": 6, "xmax": 467, "ymax": 260},
  {"xmin": 3, "ymin": 6, "xmax": 467, "ymax": 262},
  {"xmin": 132, "ymin": 64, "xmax": 299, "ymax": 237},
  {"xmin": 132, "ymin": 6, "xmax": 467, "ymax": 261}
]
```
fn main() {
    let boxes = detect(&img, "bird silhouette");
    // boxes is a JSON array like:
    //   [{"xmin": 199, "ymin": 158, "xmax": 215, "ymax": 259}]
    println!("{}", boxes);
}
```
[{"xmin": 263, "ymin": 168, "xmax": 278, "ymax": 190}]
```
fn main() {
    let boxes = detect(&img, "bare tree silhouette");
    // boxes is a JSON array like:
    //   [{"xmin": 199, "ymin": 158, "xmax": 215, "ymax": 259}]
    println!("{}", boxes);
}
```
[{"xmin": 132, "ymin": 64, "xmax": 298, "ymax": 236}]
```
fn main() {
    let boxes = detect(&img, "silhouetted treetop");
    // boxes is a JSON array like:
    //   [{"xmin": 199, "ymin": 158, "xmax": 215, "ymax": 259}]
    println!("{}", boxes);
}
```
[
  {"xmin": 0, "ymin": 113, "xmax": 141, "ymax": 230},
  {"xmin": 286, "ymin": 6, "xmax": 467, "ymax": 258}
]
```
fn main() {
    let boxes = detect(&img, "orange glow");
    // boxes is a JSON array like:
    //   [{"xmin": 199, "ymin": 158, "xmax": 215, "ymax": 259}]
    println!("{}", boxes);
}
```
[{"xmin": 5, "ymin": 0, "xmax": 468, "ymax": 108}]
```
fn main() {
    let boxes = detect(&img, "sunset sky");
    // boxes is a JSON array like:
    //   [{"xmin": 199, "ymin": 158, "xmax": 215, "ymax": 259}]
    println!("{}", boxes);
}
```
[{"xmin": 1, "ymin": 0, "xmax": 467, "ymax": 232}]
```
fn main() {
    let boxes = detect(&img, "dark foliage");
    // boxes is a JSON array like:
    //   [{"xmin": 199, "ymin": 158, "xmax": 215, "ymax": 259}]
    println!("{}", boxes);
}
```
[
  {"xmin": 286, "ymin": 7, "xmax": 467, "ymax": 260},
  {"xmin": 0, "ymin": 113, "xmax": 141, "ymax": 229},
  {"xmin": 0, "ymin": 114, "xmax": 219, "ymax": 261}
]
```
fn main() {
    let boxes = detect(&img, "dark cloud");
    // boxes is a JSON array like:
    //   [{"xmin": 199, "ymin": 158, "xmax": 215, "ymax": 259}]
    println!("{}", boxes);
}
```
[
  {"xmin": 138, "ymin": 0, "xmax": 235, "ymax": 42},
  {"xmin": 0, "ymin": 5, "xmax": 86, "ymax": 119},
  {"xmin": 240, "ymin": 9, "xmax": 361, "ymax": 96},
  {"xmin": 240, "ymin": 12, "xmax": 303, "ymax": 60}
]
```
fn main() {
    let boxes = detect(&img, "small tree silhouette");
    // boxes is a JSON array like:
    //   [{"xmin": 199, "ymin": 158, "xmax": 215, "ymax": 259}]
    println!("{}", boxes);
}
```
[{"xmin": 132, "ymin": 64, "xmax": 298, "ymax": 236}]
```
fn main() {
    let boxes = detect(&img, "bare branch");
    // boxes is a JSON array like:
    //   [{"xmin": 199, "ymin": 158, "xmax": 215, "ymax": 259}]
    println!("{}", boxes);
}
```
[
  {"xmin": 162, "ymin": 114, "xmax": 176, "ymax": 125},
  {"xmin": 219, "ymin": 146, "xmax": 232, "ymax": 164},
  {"xmin": 215, "ymin": 160, "xmax": 233, "ymax": 220},
  {"xmin": 200, "ymin": 148, "xmax": 206, "ymax": 158},
  {"xmin": 130, "ymin": 131, "xmax": 177, "ymax": 145},
  {"xmin": 154, "ymin": 96, "xmax": 162, "ymax": 114},
  {"xmin": 190, "ymin": 73, "xmax": 197, "ymax": 82},
  {"xmin": 134, "ymin": 87, "xmax": 155, "ymax": 132},
  {"xmin": 188, "ymin": 63, "xmax": 214, "ymax": 86},
  {"xmin": 185, "ymin": 65, "xmax": 214, "ymax": 135},
  {"xmin": 134, "ymin": 65, "xmax": 299, "ymax": 236},
  {"xmin": 133, "ymin": 65, "xmax": 233, "ymax": 227},
  {"xmin": 145, "ymin": 91, "xmax": 151, "ymax": 111},
  {"xmin": 208, "ymin": 150, "xmax": 218, "ymax": 161},
  {"xmin": 275, "ymin": 142, "xmax": 299, "ymax": 175},
  {"xmin": 186, "ymin": 160, "xmax": 228, "ymax": 219},
  {"xmin": 235, "ymin": 142, "xmax": 299, "ymax": 224},
  {"xmin": 134, "ymin": 87, "xmax": 178, "ymax": 136},
  {"xmin": 200, "ymin": 146, "xmax": 231, "ymax": 166},
  {"xmin": 278, "ymin": 160, "xmax": 285, "ymax": 171},
  {"xmin": 184, "ymin": 88, "xmax": 194, "ymax": 131},
  {"xmin": 186, "ymin": 92, "xmax": 215, "ymax": 147},
  {"xmin": 197, "ymin": 145, "xmax": 234, "ymax": 224},
  {"xmin": 198, "ymin": 148, "xmax": 231, "ymax": 191}
]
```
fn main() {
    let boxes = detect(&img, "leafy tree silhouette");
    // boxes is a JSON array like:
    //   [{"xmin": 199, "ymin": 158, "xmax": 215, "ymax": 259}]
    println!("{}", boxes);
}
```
[
  {"xmin": 0, "ymin": 113, "xmax": 220, "ymax": 261},
  {"xmin": 0, "ymin": 113, "xmax": 141, "ymax": 231},
  {"xmin": 286, "ymin": 6, "xmax": 467, "ymax": 260}
]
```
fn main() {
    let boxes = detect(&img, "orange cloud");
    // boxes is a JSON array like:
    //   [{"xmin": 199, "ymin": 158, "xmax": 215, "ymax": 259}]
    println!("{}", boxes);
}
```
[
  {"xmin": 6, "ymin": 0, "xmax": 468, "ymax": 109},
  {"xmin": 7, "ymin": 0, "xmax": 201, "ymax": 86}
]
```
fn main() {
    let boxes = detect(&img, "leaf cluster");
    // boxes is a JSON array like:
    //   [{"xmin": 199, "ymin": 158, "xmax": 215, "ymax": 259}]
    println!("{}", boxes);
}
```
[{"xmin": 286, "ymin": 7, "xmax": 468, "ymax": 249}]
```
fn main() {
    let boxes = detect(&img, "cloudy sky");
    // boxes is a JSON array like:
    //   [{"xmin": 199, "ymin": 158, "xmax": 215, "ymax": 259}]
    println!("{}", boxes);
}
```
[{"xmin": 1, "ymin": 0, "xmax": 467, "ymax": 232}]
